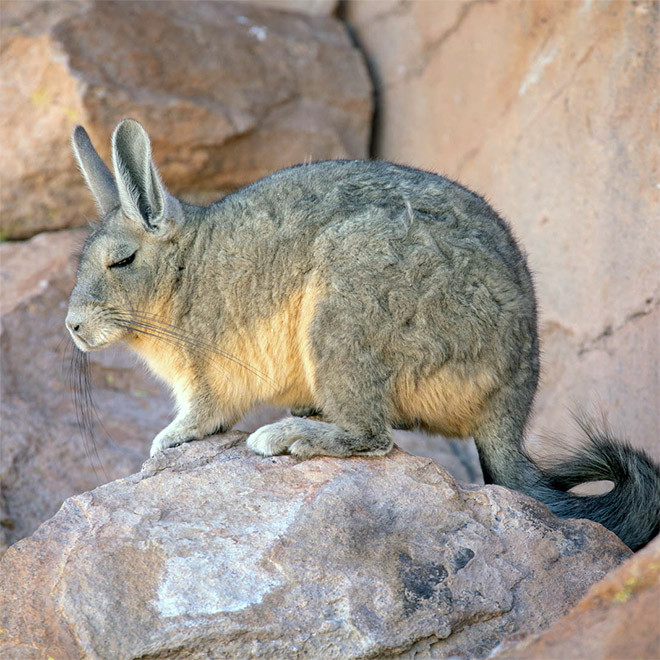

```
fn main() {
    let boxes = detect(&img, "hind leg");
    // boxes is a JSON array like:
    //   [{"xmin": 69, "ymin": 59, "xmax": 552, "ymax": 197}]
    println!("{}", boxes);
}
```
[
  {"xmin": 248, "ymin": 302, "xmax": 393, "ymax": 458},
  {"xmin": 247, "ymin": 415, "xmax": 393, "ymax": 458},
  {"xmin": 248, "ymin": 368, "xmax": 393, "ymax": 458}
]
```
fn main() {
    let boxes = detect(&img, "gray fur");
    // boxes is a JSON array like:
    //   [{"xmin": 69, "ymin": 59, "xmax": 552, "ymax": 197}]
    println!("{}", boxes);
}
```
[{"xmin": 66, "ymin": 119, "xmax": 660, "ymax": 551}]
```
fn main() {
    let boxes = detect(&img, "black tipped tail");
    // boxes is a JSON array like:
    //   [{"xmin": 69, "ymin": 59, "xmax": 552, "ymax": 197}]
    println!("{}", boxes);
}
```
[{"xmin": 525, "ymin": 420, "xmax": 660, "ymax": 552}]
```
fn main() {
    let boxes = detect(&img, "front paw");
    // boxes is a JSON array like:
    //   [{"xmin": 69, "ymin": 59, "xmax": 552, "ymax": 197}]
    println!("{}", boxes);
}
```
[{"xmin": 149, "ymin": 427, "xmax": 195, "ymax": 457}]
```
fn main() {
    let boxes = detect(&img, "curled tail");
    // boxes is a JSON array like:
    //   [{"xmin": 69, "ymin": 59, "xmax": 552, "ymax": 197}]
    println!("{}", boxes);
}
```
[{"xmin": 476, "ymin": 418, "xmax": 660, "ymax": 552}]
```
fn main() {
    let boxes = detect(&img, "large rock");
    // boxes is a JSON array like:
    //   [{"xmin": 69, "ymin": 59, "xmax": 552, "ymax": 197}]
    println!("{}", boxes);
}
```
[
  {"xmin": 495, "ymin": 535, "xmax": 660, "ymax": 659},
  {"xmin": 0, "ymin": 230, "xmax": 480, "ymax": 549},
  {"xmin": 0, "ymin": 437, "xmax": 630, "ymax": 660},
  {"xmin": 345, "ymin": 0, "xmax": 660, "ymax": 460},
  {"xmin": 0, "ymin": 0, "xmax": 372, "ymax": 238}
]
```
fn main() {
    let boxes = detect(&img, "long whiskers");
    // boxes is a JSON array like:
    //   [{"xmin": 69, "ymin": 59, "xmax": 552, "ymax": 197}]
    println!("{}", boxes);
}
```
[
  {"xmin": 129, "ymin": 309, "xmax": 279, "ymax": 387},
  {"xmin": 67, "ymin": 342, "xmax": 109, "ymax": 482},
  {"xmin": 64, "ymin": 308, "xmax": 277, "ymax": 478},
  {"xmin": 111, "ymin": 309, "xmax": 279, "ymax": 389}
]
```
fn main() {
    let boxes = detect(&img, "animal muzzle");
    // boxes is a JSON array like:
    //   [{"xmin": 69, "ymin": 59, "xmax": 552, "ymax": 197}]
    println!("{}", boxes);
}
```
[
  {"xmin": 65, "ymin": 310, "xmax": 92, "ymax": 349},
  {"xmin": 65, "ymin": 308, "xmax": 115, "ymax": 351}
]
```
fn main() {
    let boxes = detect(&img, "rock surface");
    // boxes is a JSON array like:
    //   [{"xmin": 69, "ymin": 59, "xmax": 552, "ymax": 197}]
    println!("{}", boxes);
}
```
[
  {"xmin": 345, "ymin": 0, "xmax": 660, "ymax": 461},
  {"xmin": 0, "ymin": 437, "xmax": 631, "ymax": 660},
  {"xmin": 0, "ymin": 230, "xmax": 480, "ymax": 549},
  {"xmin": 495, "ymin": 535, "xmax": 660, "ymax": 659},
  {"xmin": 0, "ymin": 0, "xmax": 371, "ymax": 238}
]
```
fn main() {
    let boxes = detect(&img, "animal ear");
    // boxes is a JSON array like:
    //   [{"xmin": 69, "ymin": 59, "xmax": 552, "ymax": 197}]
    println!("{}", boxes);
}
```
[
  {"xmin": 111, "ymin": 119, "xmax": 178, "ymax": 234},
  {"xmin": 71, "ymin": 126, "xmax": 119, "ymax": 216}
]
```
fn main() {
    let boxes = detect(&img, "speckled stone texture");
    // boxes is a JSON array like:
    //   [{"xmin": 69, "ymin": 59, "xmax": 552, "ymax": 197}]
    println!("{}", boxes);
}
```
[
  {"xmin": 0, "ymin": 0, "xmax": 371, "ymax": 238},
  {"xmin": 495, "ymin": 535, "xmax": 660, "ymax": 659},
  {"xmin": 0, "ymin": 437, "xmax": 630, "ymax": 659}
]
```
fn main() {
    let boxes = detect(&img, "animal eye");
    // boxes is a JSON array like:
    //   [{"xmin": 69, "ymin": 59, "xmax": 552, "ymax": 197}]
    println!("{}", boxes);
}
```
[{"xmin": 108, "ymin": 251, "xmax": 136, "ymax": 269}]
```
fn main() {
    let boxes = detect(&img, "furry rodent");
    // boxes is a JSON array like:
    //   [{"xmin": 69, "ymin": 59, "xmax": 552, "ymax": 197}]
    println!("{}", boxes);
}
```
[{"xmin": 66, "ymin": 119, "xmax": 660, "ymax": 551}]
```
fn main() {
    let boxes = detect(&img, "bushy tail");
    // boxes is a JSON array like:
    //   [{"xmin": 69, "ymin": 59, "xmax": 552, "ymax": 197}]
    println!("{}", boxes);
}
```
[{"xmin": 476, "ymin": 417, "xmax": 660, "ymax": 552}]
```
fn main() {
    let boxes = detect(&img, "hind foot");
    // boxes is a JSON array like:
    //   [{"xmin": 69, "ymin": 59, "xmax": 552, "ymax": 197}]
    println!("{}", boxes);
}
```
[{"xmin": 247, "ymin": 417, "xmax": 393, "ymax": 459}]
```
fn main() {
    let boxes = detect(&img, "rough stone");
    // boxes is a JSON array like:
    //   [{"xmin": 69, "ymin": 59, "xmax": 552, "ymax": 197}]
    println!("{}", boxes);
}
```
[
  {"xmin": 495, "ymin": 535, "xmax": 660, "ymax": 659},
  {"xmin": 345, "ymin": 0, "xmax": 660, "ymax": 460},
  {"xmin": 0, "ymin": 437, "xmax": 630, "ymax": 660},
  {"xmin": 0, "ymin": 0, "xmax": 371, "ymax": 238}
]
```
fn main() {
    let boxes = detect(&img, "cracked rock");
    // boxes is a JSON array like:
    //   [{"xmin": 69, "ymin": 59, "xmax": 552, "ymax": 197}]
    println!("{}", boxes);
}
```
[
  {"xmin": 494, "ymin": 535, "xmax": 660, "ymax": 659},
  {"xmin": 0, "ymin": 0, "xmax": 371, "ymax": 238}
]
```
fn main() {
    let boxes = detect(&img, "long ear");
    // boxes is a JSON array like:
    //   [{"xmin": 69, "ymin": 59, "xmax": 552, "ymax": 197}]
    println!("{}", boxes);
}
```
[
  {"xmin": 111, "ymin": 119, "xmax": 177, "ymax": 234},
  {"xmin": 71, "ymin": 126, "xmax": 119, "ymax": 216}
]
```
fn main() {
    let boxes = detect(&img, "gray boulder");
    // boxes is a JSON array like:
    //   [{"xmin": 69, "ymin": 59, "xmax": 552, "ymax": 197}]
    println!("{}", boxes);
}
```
[{"xmin": 0, "ymin": 436, "xmax": 630, "ymax": 659}]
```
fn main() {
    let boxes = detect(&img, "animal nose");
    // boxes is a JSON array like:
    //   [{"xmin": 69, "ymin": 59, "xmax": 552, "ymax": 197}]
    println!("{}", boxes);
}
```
[{"xmin": 65, "ymin": 313, "xmax": 84, "ymax": 335}]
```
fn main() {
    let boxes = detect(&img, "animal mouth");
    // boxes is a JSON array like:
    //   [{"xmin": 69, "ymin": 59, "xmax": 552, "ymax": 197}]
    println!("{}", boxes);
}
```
[{"xmin": 70, "ymin": 334, "xmax": 110, "ymax": 352}]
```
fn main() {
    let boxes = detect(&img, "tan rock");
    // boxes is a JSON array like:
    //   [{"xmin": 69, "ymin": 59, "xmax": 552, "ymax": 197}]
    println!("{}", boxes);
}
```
[
  {"xmin": 495, "ymin": 534, "xmax": 660, "ymax": 659},
  {"xmin": 0, "ymin": 0, "xmax": 371, "ymax": 238},
  {"xmin": 0, "ymin": 438, "xmax": 631, "ymax": 659},
  {"xmin": 345, "ymin": 0, "xmax": 660, "ymax": 460}
]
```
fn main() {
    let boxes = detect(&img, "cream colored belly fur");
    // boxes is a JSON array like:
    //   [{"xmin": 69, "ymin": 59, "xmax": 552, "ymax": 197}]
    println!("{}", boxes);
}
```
[{"xmin": 128, "ymin": 285, "xmax": 494, "ymax": 435}]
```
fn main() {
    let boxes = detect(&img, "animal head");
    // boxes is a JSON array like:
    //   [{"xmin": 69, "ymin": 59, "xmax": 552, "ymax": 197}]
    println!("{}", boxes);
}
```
[{"xmin": 66, "ymin": 119, "xmax": 186, "ymax": 351}]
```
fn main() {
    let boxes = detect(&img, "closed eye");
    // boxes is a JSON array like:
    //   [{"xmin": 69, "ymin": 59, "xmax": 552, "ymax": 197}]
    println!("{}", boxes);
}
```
[{"xmin": 108, "ymin": 251, "xmax": 136, "ymax": 269}]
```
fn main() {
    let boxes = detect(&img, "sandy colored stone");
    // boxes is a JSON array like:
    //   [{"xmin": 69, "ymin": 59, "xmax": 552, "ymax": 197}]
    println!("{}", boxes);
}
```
[
  {"xmin": 0, "ymin": 0, "xmax": 371, "ymax": 238},
  {"xmin": 0, "ymin": 437, "xmax": 630, "ymax": 660},
  {"xmin": 345, "ymin": 0, "xmax": 660, "ymax": 461},
  {"xmin": 495, "ymin": 534, "xmax": 660, "ymax": 659}
]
